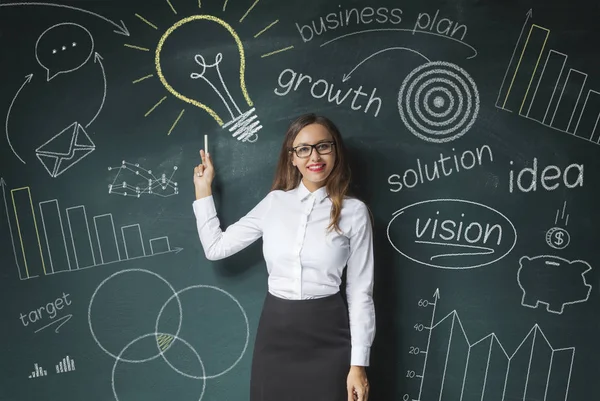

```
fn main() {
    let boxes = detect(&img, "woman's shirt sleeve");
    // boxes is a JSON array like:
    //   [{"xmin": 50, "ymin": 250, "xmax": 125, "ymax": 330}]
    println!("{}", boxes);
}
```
[
  {"xmin": 345, "ymin": 201, "xmax": 376, "ymax": 366},
  {"xmin": 193, "ymin": 193, "xmax": 272, "ymax": 260}
]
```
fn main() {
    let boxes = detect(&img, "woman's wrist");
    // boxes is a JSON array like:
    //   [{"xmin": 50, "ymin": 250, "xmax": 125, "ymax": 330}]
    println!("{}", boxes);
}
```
[{"xmin": 195, "ymin": 186, "xmax": 212, "ymax": 200}]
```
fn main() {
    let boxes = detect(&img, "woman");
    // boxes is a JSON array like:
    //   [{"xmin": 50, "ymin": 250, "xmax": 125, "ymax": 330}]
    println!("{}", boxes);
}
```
[{"xmin": 192, "ymin": 113, "xmax": 375, "ymax": 401}]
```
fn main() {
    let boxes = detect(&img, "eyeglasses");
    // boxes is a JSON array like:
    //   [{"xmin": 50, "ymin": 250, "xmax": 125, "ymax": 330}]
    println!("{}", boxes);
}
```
[{"xmin": 289, "ymin": 141, "xmax": 335, "ymax": 158}]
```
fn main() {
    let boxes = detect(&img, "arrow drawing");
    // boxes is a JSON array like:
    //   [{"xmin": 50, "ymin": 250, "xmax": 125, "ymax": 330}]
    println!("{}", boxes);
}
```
[
  {"xmin": 34, "ymin": 314, "xmax": 73, "ymax": 334},
  {"xmin": 86, "ymin": 53, "xmax": 106, "ymax": 128},
  {"xmin": 5, "ymin": 74, "xmax": 33, "ymax": 164},
  {"xmin": 1, "ymin": 178, "xmax": 22, "ymax": 279},
  {"xmin": 0, "ymin": 2, "xmax": 129, "ymax": 36},
  {"xmin": 342, "ymin": 47, "xmax": 431, "ymax": 82},
  {"xmin": 495, "ymin": 8, "xmax": 533, "ymax": 108},
  {"xmin": 321, "ymin": 28, "xmax": 478, "ymax": 59}
]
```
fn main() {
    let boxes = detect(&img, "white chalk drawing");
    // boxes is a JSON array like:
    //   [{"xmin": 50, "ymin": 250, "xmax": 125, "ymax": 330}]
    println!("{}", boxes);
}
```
[
  {"xmin": 112, "ymin": 333, "xmax": 206, "ymax": 401},
  {"xmin": 88, "ymin": 269, "xmax": 249, "ymax": 400},
  {"xmin": 86, "ymin": 53, "xmax": 107, "ymax": 128},
  {"xmin": 5, "ymin": 74, "xmax": 33, "ymax": 164},
  {"xmin": 34, "ymin": 314, "xmax": 72, "ymax": 334},
  {"xmin": 36, "ymin": 122, "xmax": 96, "ymax": 178},
  {"xmin": 398, "ymin": 61, "xmax": 480, "ymax": 143},
  {"xmin": 28, "ymin": 363, "xmax": 48, "ymax": 379},
  {"xmin": 108, "ymin": 161, "xmax": 178, "ymax": 198},
  {"xmin": 517, "ymin": 201, "xmax": 593, "ymax": 314},
  {"xmin": 35, "ymin": 22, "xmax": 94, "ymax": 81},
  {"xmin": 413, "ymin": 289, "xmax": 575, "ymax": 401},
  {"xmin": 387, "ymin": 199, "xmax": 517, "ymax": 269},
  {"xmin": 496, "ymin": 9, "xmax": 600, "ymax": 145},
  {"xmin": 342, "ymin": 47, "xmax": 431, "ymax": 82},
  {"xmin": 0, "ymin": 2, "xmax": 129, "ymax": 36},
  {"xmin": 546, "ymin": 201, "xmax": 570, "ymax": 249},
  {"xmin": 55, "ymin": 355, "xmax": 76, "ymax": 374},
  {"xmin": 1, "ymin": 179, "xmax": 182, "ymax": 280},
  {"xmin": 517, "ymin": 255, "xmax": 592, "ymax": 314},
  {"xmin": 190, "ymin": 53, "xmax": 261, "ymax": 142},
  {"xmin": 320, "ymin": 28, "xmax": 478, "ymax": 59},
  {"xmin": 508, "ymin": 158, "xmax": 584, "ymax": 194}
]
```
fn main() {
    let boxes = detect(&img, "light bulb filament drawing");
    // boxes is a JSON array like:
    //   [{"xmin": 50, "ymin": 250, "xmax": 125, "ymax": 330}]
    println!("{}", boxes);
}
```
[{"xmin": 155, "ymin": 15, "xmax": 261, "ymax": 142}]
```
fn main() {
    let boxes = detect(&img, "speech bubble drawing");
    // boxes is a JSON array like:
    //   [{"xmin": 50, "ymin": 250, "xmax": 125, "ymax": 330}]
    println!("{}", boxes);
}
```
[{"xmin": 35, "ymin": 22, "xmax": 94, "ymax": 81}]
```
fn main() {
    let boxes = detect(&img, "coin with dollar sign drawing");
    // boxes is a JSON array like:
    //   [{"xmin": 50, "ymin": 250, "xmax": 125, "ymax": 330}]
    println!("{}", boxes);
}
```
[{"xmin": 545, "ymin": 227, "xmax": 570, "ymax": 250}]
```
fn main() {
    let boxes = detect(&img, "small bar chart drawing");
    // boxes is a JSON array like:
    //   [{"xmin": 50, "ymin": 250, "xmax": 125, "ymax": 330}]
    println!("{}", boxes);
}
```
[
  {"xmin": 55, "ymin": 355, "xmax": 76, "ymax": 374},
  {"xmin": 2, "ymin": 179, "xmax": 183, "ymax": 281},
  {"xmin": 107, "ymin": 160, "xmax": 179, "ymax": 198},
  {"xmin": 28, "ymin": 363, "xmax": 48, "ymax": 379},
  {"xmin": 415, "ymin": 290, "xmax": 575, "ymax": 401},
  {"xmin": 497, "ymin": 9, "xmax": 600, "ymax": 146}
]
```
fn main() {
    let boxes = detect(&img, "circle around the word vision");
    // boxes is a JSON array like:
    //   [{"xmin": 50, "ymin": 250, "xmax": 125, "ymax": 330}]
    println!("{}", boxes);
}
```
[
  {"xmin": 111, "ymin": 332, "xmax": 206, "ymax": 401},
  {"xmin": 155, "ymin": 284, "xmax": 250, "ymax": 379},
  {"xmin": 88, "ymin": 268, "xmax": 183, "ymax": 363},
  {"xmin": 398, "ymin": 61, "xmax": 480, "ymax": 143}
]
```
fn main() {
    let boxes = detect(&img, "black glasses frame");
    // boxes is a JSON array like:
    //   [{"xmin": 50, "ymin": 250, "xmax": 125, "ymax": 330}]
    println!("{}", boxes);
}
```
[{"xmin": 288, "ymin": 141, "xmax": 336, "ymax": 158}]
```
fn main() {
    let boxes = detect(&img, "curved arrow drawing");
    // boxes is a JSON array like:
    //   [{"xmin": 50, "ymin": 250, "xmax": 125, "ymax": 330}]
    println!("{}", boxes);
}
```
[
  {"xmin": 321, "ymin": 28, "xmax": 478, "ymax": 59},
  {"xmin": 5, "ymin": 74, "xmax": 33, "ymax": 164},
  {"xmin": 34, "ymin": 314, "xmax": 73, "ymax": 334},
  {"xmin": 342, "ymin": 47, "xmax": 431, "ymax": 82},
  {"xmin": 0, "ymin": 2, "xmax": 129, "ymax": 36},
  {"xmin": 86, "ymin": 52, "xmax": 106, "ymax": 128}
]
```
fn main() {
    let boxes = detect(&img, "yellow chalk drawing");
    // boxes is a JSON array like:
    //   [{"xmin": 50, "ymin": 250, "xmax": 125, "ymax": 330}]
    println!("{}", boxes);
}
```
[
  {"xmin": 222, "ymin": 0, "xmax": 228, "ymax": 12},
  {"xmin": 124, "ymin": 44, "xmax": 150, "ymax": 52},
  {"xmin": 155, "ymin": 15, "xmax": 252, "ymax": 126},
  {"xmin": 133, "ymin": 74, "xmax": 154, "ymax": 84},
  {"xmin": 239, "ymin": 0, "xmax": 260, "ymax": 23},
  {"xmin": 135, "ymin": 13, "xmax": 158, "ymax": 30},
  {"xmin": 198, "ymin": 0, "xmax": 201, "ymax": 7},
  {"xmin": 165, "ymin": 0, "xmax": 177, "ymax": 14},
  {"xmin": 168, "ymin": 109, "xmax": 185, "ymax": 135},
  {"xmin": 11, "ymin": 187, "xmax": 46, "ymax": 277},
  {"xmin": 502, "ymin": 24, "xmax": 550, "ymax": 111},
  {"xmin": 255, "ymin": 19, "xmax": 278, "ymax": 38},
  {"xmin": 145, "ymin": 96, "xmax": 168, "ymax": 117},
  {"xmin": 157, "ymin": 334, "xmax": 174, "ymax": 351},
  {"xmin": 261, "ymin": 45, "xmax": 294, "ymax": 58}
]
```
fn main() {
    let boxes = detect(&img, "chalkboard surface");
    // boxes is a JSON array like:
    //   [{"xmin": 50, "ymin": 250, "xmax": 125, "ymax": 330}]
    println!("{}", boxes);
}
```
[{"xmin": 1, "ymin": 0, "xmax": 599, "ymax": 400}]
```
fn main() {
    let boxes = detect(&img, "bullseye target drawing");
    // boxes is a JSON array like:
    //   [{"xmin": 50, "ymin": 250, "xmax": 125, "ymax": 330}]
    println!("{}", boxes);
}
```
[{"xmin": 398, "ymin": 61, "xmax": 480, "ymax": 143}]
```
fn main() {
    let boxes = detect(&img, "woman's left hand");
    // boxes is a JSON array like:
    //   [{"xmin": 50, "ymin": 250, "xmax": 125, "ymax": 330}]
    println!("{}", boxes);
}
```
[{"xmin": 347, "ymin": 366, "xmax": 369, "ymax": 401}]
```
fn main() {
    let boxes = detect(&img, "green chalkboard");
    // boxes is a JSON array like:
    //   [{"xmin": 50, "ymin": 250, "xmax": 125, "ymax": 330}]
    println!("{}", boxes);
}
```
[{"xmin": 1, "ymin": 0, "xmax": 599, "ymax": 400}]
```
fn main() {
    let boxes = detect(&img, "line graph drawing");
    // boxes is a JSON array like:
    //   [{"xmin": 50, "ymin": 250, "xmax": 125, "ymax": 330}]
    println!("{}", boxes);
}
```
[
  {"xmin": 1, "ymin": 179, "xmax": 183, "ymax": 281},
  {"xmin": 107, "ymin": 161, "xmax": 178, "ymax": 198},
  {"xmin": 413, "ymin": 289, "xmax": 575, "ymax": 401},
  {"xmin": 496, "ymin": 9, "xmax": 600, "ymax": 146}
]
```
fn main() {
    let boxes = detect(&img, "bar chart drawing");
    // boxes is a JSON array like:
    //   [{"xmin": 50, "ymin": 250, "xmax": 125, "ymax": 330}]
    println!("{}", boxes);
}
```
[
  {"xmin": 28, "ymin": 363, "xmax": 48, "ymax": 379},
  {"xmin": 496, "ymin": 10, "xmax": 600, "ymax": 146},
  {"xmin": 416, "ymin": 294, "xmax": 575, "ymax": 401},
  {"xmin": 1, "ymin": 180, "xmax": 183, "ymax": 281},
  {"xmin": 55, "ymin": 355, "xmax": 76, "ymax": 374}
]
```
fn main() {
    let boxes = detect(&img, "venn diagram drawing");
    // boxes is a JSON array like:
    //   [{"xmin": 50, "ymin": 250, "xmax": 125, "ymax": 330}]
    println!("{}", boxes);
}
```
[
  {"xmin": 7, "ymin": 21, "xmax": 106, "ymax": 177},
  {"xmin": 88, "ymin": 268, "xmax": 250, "ymax": 401}
]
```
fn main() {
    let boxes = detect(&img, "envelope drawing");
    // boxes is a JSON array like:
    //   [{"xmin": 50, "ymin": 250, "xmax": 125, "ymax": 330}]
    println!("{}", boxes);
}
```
[{"xmin": 36, "ymin": 121, "xmax": 96, "ymax": 178}]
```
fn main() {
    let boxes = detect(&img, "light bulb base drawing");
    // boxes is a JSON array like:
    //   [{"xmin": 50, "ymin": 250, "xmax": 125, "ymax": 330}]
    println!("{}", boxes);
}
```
[{"xmin": 222, "ymin": 107, "xmax": 261, "ymax": 142}]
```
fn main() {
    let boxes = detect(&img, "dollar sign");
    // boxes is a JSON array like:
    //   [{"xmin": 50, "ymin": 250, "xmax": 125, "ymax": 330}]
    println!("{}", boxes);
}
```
[{"xmin": 554, "ymin": 231, "xmax": 564, "ymax": 245}]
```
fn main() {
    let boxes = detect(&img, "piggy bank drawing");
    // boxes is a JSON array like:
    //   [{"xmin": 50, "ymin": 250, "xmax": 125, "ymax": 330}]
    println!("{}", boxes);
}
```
[{"xmin": 517, "ymin": 255, "xmax": 592, "ymax": 314}]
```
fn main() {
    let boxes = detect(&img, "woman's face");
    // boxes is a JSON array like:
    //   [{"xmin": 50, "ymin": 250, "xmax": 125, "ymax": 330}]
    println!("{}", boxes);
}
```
[{"xmin": 291, "ymin": 123, "xmax": 336, "ymax": 191}]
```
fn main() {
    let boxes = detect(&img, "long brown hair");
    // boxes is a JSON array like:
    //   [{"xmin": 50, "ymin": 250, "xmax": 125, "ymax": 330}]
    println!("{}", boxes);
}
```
[{"xmin": 271, "ymin": 113, "xmax": 351, "ymax": 233}]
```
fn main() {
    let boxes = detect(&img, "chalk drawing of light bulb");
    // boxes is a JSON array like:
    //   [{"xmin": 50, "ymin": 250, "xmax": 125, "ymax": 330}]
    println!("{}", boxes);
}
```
[{"xmin": 156, "ymin": 15, "xmax": 261, "ymax": 143}]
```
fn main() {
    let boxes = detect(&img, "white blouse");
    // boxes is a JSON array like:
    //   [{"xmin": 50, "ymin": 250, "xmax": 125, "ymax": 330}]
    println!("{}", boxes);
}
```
[{"xmin": 192, "ymin": 180, "xmax": 376, "ymax": 366}]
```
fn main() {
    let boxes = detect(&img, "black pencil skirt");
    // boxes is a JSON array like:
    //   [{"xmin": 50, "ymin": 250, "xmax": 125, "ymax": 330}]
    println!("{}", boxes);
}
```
[{"xmin": 250, "ymin": 291, "xmax": 351, "ymax": 401}]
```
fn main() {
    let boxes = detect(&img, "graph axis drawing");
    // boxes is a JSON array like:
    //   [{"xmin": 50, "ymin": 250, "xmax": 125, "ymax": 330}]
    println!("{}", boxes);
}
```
[{"xmin": 412, "ymin": 289, "xmax": 575, "ymax": 401}]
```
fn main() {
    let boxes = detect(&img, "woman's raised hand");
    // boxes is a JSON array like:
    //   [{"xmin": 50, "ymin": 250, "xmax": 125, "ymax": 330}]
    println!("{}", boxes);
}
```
[{"xmin": 193, "ymin": 149, "xmax": 215, "ymax": 199}]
